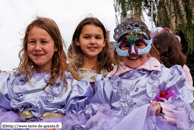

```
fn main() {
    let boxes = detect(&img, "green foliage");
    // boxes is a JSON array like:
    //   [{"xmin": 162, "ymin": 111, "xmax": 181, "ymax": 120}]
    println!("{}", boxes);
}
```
[
  {"xmin": 114, "ymin": 0, "xmax": 194, "ymax": 54},
  {"xmin": 114, "ymin": 0, "xmax": 194, "ymax": 84},
  {"xmin": 156, "ymin": 0, "xmax": 170, "ymax": 27},
  {"xmin": 180, "ymin": 29, "xmax": 194, "ymax": 82},
  {"xmin": 114, "ymin": 0, "xmax": 145, "ymax": 24},
  {"xmin": 157, "ymin": 0, "xmax": 194, "ymax": 54}
]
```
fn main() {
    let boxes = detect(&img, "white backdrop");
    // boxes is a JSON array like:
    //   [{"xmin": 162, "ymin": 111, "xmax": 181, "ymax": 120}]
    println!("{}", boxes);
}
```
[{"xmin": 0, "ymin": 0, "xmax": 152, "ymax": 71}]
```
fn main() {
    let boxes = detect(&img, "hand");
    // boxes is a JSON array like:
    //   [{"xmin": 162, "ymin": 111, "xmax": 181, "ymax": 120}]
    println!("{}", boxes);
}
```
[{"xmin": 150, "ymin": 101, "xmax": 162, "ymax": 116}]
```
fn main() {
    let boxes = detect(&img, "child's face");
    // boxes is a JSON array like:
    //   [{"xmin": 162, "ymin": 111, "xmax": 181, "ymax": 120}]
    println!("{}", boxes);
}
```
[
  {"xmin": 76, "ymin": 24, "xmax": 106, "ymax": 59},
  {"xmin": 27, "ymin": 26, "xmax": 57, "ymax": 71},
  {"xmin": 120, "ymin": 34, "xmax": 149, "ymax": 68}
]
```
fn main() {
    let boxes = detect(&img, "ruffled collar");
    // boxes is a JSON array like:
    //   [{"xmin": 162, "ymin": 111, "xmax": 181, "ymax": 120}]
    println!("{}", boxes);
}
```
[
  {"xmin": 32, "ymin": 69, "xmax": 51, "ymax": 81},
  {"xmin": 107, "ymin": 57, "xmax": 161, "ymax": 77},
  {"xmin": 33, "ymin": 69, "xmax": 52, "ymax": 74}
]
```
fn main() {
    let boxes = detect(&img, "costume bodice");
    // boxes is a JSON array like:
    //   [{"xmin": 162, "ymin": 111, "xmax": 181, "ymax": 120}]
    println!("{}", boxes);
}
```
[
  {"xmin": 0, "ymin": 71, "xmax": 93, "ymax": 119},
  {"xmin": 90, "ymin": 58, "xmax": 193, "ymax": 117}
]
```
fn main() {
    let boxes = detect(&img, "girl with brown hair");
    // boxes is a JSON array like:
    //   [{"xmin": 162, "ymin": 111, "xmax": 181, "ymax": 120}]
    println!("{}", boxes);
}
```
[
  {"xmin": 68, "ymin": 17, "xmax": 119, "ymax": 91},
  {"xmin": 153, "ymin": 30, "xmax": 193, "ymax": 87},
  {"xmin": 0, "ymin": 17, "xmax": 93, "ymax": 128}
]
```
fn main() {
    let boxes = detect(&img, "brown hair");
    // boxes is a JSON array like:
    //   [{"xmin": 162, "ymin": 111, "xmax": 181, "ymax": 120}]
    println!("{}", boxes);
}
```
[
  {"xmin": 17, "ymin": 17, "xmax": 79, "ymax": 89},
  {"xmin": 68, "ymin": 17, "xmax": 119, "ymax": 73},
  {"xmin": 153, "ymin": 31, "xmax": 186, "ymax": 67}
]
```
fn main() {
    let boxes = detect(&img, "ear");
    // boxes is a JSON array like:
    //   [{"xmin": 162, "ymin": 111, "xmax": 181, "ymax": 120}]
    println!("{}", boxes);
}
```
[
  {"xmin": 103, "ymin": 39, "xmax": 107, "ymax": 47},
  {"xmin": 75, "ymin": 38, "xmax": 80, "ymax": 46}
]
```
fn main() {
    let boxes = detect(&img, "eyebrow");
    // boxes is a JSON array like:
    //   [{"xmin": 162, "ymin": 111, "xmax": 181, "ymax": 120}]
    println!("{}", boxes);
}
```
[
  {"xmin": 28, "ymin": 38, "xmax": 49, "ymax": 40},
  {"xmin": 83, "ymin": 33, "xmax": 103, "ymax": 36}
]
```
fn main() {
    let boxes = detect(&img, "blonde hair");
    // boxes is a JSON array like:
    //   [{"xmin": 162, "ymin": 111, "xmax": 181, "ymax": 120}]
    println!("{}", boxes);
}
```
[{"xmin": 17, "ymin": 17, "xmax": 79, "ymax": 90}]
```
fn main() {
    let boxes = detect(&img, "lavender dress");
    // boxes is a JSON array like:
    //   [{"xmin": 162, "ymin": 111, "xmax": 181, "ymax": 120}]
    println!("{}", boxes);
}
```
[
  {"xmin": 85, "ymin": 62, "xmax": 194, "ymax": 129},
  {"xmin": 0, "ymin": 71, "xmax": 93, "ymax": 130}
]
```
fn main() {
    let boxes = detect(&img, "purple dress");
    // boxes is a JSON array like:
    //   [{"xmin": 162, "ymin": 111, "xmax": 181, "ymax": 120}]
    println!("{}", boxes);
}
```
[
  {"xmin": 84, "ymin": 58, "xmax": 194, "ymax": 130},
  {"xmin": 0, "ymin": 71, "xmax": 93, "ymax": 130}
]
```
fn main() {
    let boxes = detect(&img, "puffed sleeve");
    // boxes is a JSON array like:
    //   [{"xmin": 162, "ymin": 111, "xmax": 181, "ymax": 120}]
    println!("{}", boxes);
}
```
[
  {"xmin": 0, "ymin": 72, "xmax": 15, "ymax": 110},
  {"xmin": 89, "ymin": 74, "xmax": 113, "ymax": 104},
  {"xmin": 66, "ymin": 79, "xmax": 94, "ymax": 114},
  {"xmin": 84, "ymin": 75, "xmax": 123, "ymax": 129},
  {"xmin": 0, "ymin": 72, "xmax": 20, "ymax": 123},
  {"xmin": 61, "ymin": 79, "xmax": 94, "ymax": 128},
  {"xmin": 161, "ymin": 65, "xmax": 194, "ymax": 104},
  {"xmin": 158, "ymin": 65, "xmax": 194, "ymax": 129},
  {"xmin": 87, "ymin": 74, "xmax": 123, "ymax": 116}
]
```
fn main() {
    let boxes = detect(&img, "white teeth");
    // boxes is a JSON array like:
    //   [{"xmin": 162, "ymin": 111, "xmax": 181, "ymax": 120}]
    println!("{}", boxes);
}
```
[
  {"xmin": 89, "ymin": 47, "xmax": 96, "ymax": 49},
  {"xmin": 130, "ymin": 57, "xmax": 138, "ymax": 60}
]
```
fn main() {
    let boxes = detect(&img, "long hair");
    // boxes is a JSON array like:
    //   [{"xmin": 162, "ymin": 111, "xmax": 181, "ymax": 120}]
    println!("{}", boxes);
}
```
[
  {"xmin": 18, "ymin": 17, "xmax": 79, "ymax": 89},
  {"xmin": 68, "ymin": 17, "xmax": 119, "ymax": 74},
  {"xmin": 153, "ymin": 31, "xmax": 187, "ymax": 67}
]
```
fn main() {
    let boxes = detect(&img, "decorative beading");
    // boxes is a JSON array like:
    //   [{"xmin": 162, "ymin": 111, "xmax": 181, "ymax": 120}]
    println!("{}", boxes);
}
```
[{"xmin": 113, "ymin": 18, "xmax": 150, "ymax": 42}]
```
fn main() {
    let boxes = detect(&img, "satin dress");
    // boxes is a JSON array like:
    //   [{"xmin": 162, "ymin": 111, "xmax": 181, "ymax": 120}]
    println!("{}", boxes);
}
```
[
  {"xmin": 85, "ymin": 58, "xmax": 194, "ymax": 130},
  {"xmin": 0, "ymin": 70, "xmax": 93, "ymax": 130}
]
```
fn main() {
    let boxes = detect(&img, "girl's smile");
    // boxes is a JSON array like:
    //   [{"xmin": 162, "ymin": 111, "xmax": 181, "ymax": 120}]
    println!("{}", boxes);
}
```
[
  {"xmin": 27, "ymin": 26, "xmax": 57, "ymax": 71},
  {"xmin": 120, "ymin": 35, "xmax": 148, "ymax": 68},
  {"xmin": 76, "ymin": 24, "xmax": 106, "ymax": 59},
  {"xmin": 34, "ymin": 53, "xmax": 44, "ymax": 58},
  {"xmin": 127, "ymin": 55, "xmax": 139, "ymax": 61},
  {"xmin": 87, "ymin": 46, "xmax": 98, "ymax": 51}
]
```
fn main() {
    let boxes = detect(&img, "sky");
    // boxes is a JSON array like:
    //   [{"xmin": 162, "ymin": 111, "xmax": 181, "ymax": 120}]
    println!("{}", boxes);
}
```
[{"xmin": 0, "ymin": 0, "xmax": 153, "ymax": 71}]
